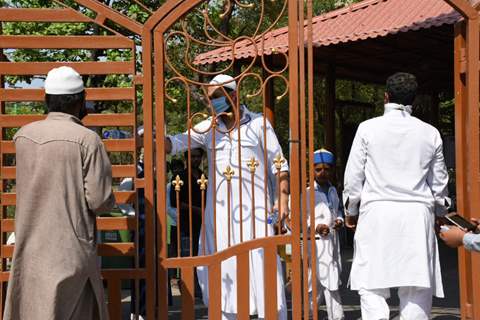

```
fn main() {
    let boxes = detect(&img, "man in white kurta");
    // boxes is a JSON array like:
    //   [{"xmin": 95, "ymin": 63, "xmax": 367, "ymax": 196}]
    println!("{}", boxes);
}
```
[
  {"xmin": 167, "ymin": 75, "xmax": 289, "ymax": 319},
  {"xmin": 343, "ymin": 73, "xmax": 449, "ymax": 320},
  {"xmin": 306, "ymin": 149, "xmax": 344, "ymax": 320}
]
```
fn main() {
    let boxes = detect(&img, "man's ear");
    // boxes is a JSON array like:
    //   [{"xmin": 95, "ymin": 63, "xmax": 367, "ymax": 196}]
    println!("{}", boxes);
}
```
[{"xmin": 384, "ymin": 92, "xmax": 389, "ymax": 104}]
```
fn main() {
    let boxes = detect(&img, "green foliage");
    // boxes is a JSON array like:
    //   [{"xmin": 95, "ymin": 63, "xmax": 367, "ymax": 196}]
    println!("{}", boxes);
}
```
[{"xmin": 1, "ymin": 0, "xmax": 454, "ymax": 165}]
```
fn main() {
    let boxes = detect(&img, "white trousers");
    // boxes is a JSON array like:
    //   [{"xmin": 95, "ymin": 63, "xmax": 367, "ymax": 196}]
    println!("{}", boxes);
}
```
[
  {"xmin": 310, "ymin": 288, "xmax": 344, "ymax": 320},
  {"xmin": 359, "ymin": 287, "xmax": 433, "ymax": 320},
  {"xmin": 221, "ymin": 308, "xmax": 287, "ymax": 320}
]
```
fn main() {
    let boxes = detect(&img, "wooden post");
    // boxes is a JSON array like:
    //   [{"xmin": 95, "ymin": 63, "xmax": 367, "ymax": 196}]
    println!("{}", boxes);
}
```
[
  {"xmin": 454, "ymin": 18, "xmax": 480, "ymax": 320},
  {"xmin": 325, "ymin": 63, "xmax": 336, "ymax": 153},
  {"xmin": 263, "ymin": 57, "xmax": 275, "ymax": 126}
]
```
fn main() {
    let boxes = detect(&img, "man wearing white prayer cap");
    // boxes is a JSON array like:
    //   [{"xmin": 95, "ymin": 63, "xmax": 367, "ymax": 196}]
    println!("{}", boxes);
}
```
[
  {"xmin": 343, "ymin": 72, "xmax": 449, "ymax": 320},
  {"xmin": 166, "ymin": 74, "xmax": 289, "ymax": 319},
  {"xmin": 4, "ymin": 66, "xmax": 114, "ymax": 320}
]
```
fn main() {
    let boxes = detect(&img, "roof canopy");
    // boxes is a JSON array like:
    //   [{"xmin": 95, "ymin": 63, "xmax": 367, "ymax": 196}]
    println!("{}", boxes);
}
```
[{"xmin": 195, "ymin": 0, "xmax": 461, "ymax": 89}]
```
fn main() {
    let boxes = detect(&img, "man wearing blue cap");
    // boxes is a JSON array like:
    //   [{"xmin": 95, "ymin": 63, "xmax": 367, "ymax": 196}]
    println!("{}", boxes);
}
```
[
  {"xmin": 166, "ymin": 74, "xmax": 289, "ymax": 319},
  {"xmin": 306, "ymin": 149, "xmax": 344, "ymax": 320}
]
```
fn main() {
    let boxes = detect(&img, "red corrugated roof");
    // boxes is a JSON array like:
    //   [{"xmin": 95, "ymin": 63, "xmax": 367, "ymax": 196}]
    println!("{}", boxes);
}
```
[{"xmin": 194, "ymin": 0, "xmax": 460, "ymax": 65}]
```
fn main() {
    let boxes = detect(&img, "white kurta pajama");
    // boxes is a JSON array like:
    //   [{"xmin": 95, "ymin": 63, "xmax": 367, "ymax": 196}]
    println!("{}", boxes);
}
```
[
  {"xmin": 170, "ymin": 106, "xmax": 288, "ymax": 319},
  {"xmin": 306, "ymin": 183, "xmax": 344, "ymax": 320},
  {"xmin": 343, "ymin": 103, "xmax": 449, "ymax": 320}
]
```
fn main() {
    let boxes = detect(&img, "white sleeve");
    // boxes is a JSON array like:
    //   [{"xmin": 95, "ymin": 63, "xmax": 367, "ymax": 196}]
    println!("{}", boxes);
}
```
[
  {"xmin": 464, "ymin": 233, "xmax": 480, "ymax": 252},
  {"xmin": 169, "ymin": 124, "xmax": 207, "ymax": 155},
  {"xmin": 343, "ymin": 124, "xmax": 367, "ymax": 216},
  {"xmin": 259, "ymin": 118, "xmax": 289, "ymax": 205},
  {"xmin": 332, "ymin": 187, "xmax": 343, "ymax": 221},
  {"xmin": 426, "ymin": 131, "xmax": 451, "ymax": 216},
  {"xmin": 305, "ymin": 189, "xmax": 331, "ymax": 227},
  {"xmin": 261, "ymin": 118, "xmax": 289, "ymax": 177}
]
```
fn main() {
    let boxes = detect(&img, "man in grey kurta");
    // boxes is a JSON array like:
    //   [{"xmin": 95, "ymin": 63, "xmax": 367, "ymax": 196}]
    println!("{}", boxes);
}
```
[{"xmin": 4, "ymin": 66, "xmax": 115, "ymax": 320}]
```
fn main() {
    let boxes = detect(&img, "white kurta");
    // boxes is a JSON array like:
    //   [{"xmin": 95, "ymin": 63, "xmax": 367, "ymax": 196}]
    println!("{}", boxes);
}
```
[
  {"xmin": 170, "ymin": 107, "xmax": 288, "ymax": 318},
  {"xmin": 343, "ymin": 103, "xmax": 449, "ymax": 297},
  {"xmin": 306, "ymin": 183, "xmax": 342, "ymax": 292}
]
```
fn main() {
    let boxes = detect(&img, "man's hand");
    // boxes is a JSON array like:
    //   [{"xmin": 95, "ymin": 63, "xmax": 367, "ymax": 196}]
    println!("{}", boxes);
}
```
[
  {"xmin": 279, "ymin": 198, "xmax": 290, "ymax": 222},
  {"xmin": 316, "ymin": 224, "xmax": 330, "ymax": 237},
  {"xmin": 272, "ymin": 201, "xmax": 290, "ymax": 235},
  {"xmin": 439, "ymin": 226, "xmax": 466, "ymax": 248},
  {"xmin": 345, "ymin": 215, "xmax": 358, "ymax": 229},
  {"xmin": 333, "ymin": 219, "xmax": 344, "ymax": 230}
]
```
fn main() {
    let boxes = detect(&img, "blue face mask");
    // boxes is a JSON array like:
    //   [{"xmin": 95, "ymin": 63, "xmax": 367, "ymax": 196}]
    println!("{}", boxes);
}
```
[{"xmin": 211, "ymin": 96, "xmax": 230, "ymax": 114}]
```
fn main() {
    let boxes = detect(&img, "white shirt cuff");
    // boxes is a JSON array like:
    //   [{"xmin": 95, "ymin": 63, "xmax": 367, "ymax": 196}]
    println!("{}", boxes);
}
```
[{"xmin": 463, "ymin": 233, "xmax": 478, "ymax": 251}]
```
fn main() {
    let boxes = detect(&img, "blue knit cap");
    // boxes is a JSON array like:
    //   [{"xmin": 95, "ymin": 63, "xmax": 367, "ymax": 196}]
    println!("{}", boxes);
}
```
[{"xmin": 313, "ymin": 148, "xmax": 335, "ymax": 165}]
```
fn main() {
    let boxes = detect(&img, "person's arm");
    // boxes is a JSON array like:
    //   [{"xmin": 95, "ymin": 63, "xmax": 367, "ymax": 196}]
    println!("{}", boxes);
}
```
[
  {"xmin": 426, "ymin": 131, "xmax": 451, "ymax": 216},
  {"xmin": 278, "ymin": 171, "xmax": 290, "ymax": 219},
  {"xmin": 305, "ymin": 189, "xmax": 330, "ymax": 236},
  {"xmin": 263, "ymin": 119, "xmax": 290, "ymax": 220},
  {"xmin": 343, "ymin": 124, "xmax": 367, "ymax": 226},
  {"xmin": 332, "ymin": 188, "xmax": 344, "ymax": 229},
  {"xmin": 167, "ymin": 122, "xmax": 208, "ymax": 155},
  {"xmin": 463, "ymin": 233, "xmax": 480, "ymax": 252},
  {"xmin": 84, "ymin": 139, "xmax": 115, "ymax": 214}
]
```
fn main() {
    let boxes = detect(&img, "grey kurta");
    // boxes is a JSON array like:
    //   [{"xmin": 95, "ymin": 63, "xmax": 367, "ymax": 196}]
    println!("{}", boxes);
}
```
[{"xmin": 4, "ymin": 112, "xmax": 115, "ymax": 320}]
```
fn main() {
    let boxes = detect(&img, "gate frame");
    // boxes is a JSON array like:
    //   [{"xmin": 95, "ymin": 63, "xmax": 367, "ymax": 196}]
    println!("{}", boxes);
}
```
[{"xmin": 450, "ymin": 1, "xmax": 480, "ymax": 319}]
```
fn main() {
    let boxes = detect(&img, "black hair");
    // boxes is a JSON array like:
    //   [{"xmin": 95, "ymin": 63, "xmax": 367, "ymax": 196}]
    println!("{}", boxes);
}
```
[
  {"xmin": 386, "ymin": 72, "xmax": 418, "ymax": 106},
  {"xmin": 45, "ymin": 91, "xmax": 85, "ymax": 114},
  {"xmin": 169, "ymin": 159, "xmax": 184, "ymax": 173},
  {"xmin": 184, "ymin": 148, "xmax": 204, "ymax": 158}
]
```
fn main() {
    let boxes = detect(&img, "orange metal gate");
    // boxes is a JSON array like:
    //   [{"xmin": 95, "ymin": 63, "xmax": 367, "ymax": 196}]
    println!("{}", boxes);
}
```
[
  {"xmin": 1, "ymin": 0, "xmax": 480, "ymax": 319},
  {"xmin": 147, "ymin": 1, "xmax": 304, "ymax": 318}
]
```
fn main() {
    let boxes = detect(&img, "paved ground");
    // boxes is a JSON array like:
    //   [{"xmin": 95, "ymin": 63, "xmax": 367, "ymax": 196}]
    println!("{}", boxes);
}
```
[{"xmin": 123, "ymin": 240, "xmax": 461, "ymax": 319}]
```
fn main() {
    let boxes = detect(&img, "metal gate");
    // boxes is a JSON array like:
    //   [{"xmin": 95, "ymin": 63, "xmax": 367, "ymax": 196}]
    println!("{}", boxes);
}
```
[
  {"xmin": 1, "ymin": 0, "xmax": 480, "ymax": 319},
  {"xmin": 148, "ymin": 1, "xmax": 304, "ymax": 318}
]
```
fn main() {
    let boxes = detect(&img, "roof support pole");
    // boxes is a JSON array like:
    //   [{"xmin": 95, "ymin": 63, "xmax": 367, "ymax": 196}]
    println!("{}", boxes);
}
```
[{"xmin": 325, "ymin": 63, "xmax": 336, "ymax": 153}]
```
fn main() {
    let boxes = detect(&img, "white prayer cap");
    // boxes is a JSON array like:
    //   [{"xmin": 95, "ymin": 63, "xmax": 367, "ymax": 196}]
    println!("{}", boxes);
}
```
[
  {"xmin": 137, "ymin": 125, "xmax": 144, "ymax": 137},
  {"xmin": 45, "ymin": 66, "xmax": 84, "ymax": 95},
  {"xmin": 137, "ymin": 125, "xmax": 155, "ymax": 137},
  {"xmin": 209, "ymin": 74, "xmax": 237, "ymax": 91}
]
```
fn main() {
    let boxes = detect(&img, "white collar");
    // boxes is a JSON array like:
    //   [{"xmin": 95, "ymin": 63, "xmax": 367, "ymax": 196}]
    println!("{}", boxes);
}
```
[{"xmin": 384, "ymin": 103, "xmax": 412, "ymax": 115}]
